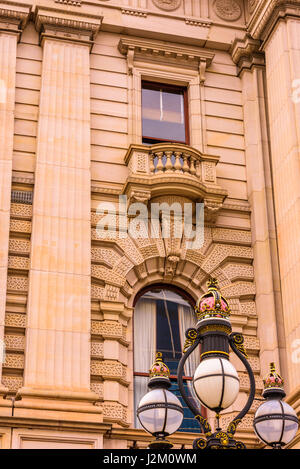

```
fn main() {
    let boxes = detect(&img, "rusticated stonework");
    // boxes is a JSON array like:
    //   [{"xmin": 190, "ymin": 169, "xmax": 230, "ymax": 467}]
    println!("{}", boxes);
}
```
[{"xmin": 0, "ymin": 0, "xmax": 298, "ymax": 451}]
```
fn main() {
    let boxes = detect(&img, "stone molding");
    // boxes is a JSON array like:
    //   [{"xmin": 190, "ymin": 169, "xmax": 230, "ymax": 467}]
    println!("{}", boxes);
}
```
[
  {"xmin": 0, "ymin": 1, "xmax": 31, "ymax": 35},
  {"xmin": 247, "ymin": 0, "xmax": 300, "ymax": 41},
  {"xmin": 231, "ymin": 34, "xmax": 265, "ymax": 74},
  {"xmin": 118, "ymin": 36, "xmax": 214, "ymax": 78},
  {"xmin": 34, "ymin": 6, "xmax": 102, "ymax": 47}
]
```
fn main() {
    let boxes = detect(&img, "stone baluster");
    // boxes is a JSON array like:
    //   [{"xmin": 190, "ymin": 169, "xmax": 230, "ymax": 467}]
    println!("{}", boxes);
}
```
[
  {"xmin": 174, "ymin": 152, "xmax": 182, "ymax": 173},
  {"xmin": 165, "ymin": 151, "xmax": 173, "ymax": 172},
  {"xmin": 182, "ymin": 153, "xmax": 190, "ymax": 173},
  {"xmin": 190, "ymin": 156, "xmax": 197, "ymax": 176},
  {"xmin": 155, "ymin": 151, "xmax": 164, "ymax": 173},
  {"xmin": 149, "ymin": 153, "xmax": 155, "ymax": 173}
]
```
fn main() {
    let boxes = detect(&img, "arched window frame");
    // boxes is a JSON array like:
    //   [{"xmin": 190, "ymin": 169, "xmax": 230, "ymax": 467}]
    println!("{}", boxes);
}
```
[{"xmin": 133, "ymin": 284, "xmax": 206, "ymax": 433}]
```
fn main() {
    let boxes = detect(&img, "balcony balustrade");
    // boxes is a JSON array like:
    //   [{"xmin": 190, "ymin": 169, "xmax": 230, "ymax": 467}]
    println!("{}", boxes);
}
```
[{"xmin": 123, "ymin": 143, "xmax": 227, "ymax": 223}]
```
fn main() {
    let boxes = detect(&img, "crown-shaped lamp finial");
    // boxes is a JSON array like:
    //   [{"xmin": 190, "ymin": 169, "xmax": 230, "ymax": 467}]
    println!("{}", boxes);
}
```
[
  {"xmin": 263, "ymin": 362, "xmax": 285, "ymax": 398},
  {"xmin": 148, "ymin": 352, "xmax": 171, "ymax": 388},
  {"xmin": 195, "ymin": 277, "xmax": 231, "ymax": 322}
]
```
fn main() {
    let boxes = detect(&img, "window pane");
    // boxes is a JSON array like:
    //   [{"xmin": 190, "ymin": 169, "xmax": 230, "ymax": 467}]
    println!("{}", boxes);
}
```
[
  {"xmin": 134, "ymin": 288, "xmax": 201, "ymax": 434},
  {"xmin": 142, "ymin": 84, "xmax": 186, "ymax": 142},
  {"xmin": 156, "ymin": 299, "xmax": 182, "ymax": 375},
  {"xmin": 171, "ymin": 380, "xmax": 200, "ymax": 433}
]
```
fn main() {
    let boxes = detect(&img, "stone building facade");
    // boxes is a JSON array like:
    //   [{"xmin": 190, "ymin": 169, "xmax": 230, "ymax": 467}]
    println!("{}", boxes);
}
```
[{"xmin": 0, "ymin": 0, "xmax": 299, "ymax": 449}]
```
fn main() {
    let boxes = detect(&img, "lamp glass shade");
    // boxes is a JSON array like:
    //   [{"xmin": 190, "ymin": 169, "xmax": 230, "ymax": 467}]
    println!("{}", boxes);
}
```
[
  {"xmin": 254, "ymin": 399, "xmax": 298, "ymax": 447},
  {"xmin": 137, "ymin": 388, "xmax": 183, "ymax": 436},
  {"xmin": 193, "ymin": 357, "xmax": 239, "ymax": 411}
]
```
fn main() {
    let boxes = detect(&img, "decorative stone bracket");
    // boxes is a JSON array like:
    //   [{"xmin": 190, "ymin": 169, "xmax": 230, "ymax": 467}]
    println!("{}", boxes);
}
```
[
  {"xmin": 230, "ymin": 34, "xmax": 264, "ymax": 75},
  {"xmin": 123, "ymin": 143, "xmax": 227, "ymax": 224}
]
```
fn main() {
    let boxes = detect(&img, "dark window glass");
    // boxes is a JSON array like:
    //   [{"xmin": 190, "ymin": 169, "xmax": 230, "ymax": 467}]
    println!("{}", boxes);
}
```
[
  {"xmin": 142, "ymin": 82, "xmax": 188, "ymax": 144},
  {"xmin": 133, "ymin": 288, "xmax": 204, "ymax": 434}
]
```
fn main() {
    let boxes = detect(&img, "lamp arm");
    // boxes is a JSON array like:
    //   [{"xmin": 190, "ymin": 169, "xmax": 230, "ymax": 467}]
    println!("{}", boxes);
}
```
[
  {"xmin": 227, "ymin": 332, "xmax": 256, "ymax": 437},
  {"xmin": 177, "ymin": 333, "xmax": 212, "ymax": 436}
]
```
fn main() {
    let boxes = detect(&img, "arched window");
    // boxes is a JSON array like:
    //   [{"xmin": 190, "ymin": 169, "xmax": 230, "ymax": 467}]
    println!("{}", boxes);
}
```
[{"xmin": 133, "ymin": 285, "xmax": 203, "ymax": 433}]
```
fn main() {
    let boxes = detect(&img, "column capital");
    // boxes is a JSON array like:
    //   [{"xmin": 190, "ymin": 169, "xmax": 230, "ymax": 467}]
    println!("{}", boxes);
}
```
[
  {"xmin": 248, "ymin": 0, "xmax": 300, "ymax": 43},
  {"xmin": 231, "ymin": 34, "xmax": 265, "ymax": 75},
  {"xmin": 0, "ymin": 1, "xmax": 31, "ymax": 36},
  {"xmin": 34, "ymin": 6, "xmax": 102, "ymax": 48}
]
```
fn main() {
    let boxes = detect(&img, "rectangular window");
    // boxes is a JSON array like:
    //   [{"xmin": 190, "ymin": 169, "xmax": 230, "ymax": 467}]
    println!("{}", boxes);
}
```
[{"xmin": 142, "ymin": 81, "xmax": 189, "ymax": 145}]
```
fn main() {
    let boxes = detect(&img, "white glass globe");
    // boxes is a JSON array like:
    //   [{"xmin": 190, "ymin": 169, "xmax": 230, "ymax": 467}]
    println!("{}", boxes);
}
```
[
  {"xmin": 137, "ymin": 388, "xmax": 183, "ymax": 436},
  {"xmin": 193, "ymin": 357, "xmax": 240, "ymax": 411},
  {"xmin": 254, "ymin": 399, "xmax": 299, "ymax": 447}
]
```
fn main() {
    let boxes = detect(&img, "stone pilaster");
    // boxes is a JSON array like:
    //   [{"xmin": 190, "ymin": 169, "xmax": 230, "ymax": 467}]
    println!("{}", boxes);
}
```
[
  {"xmin": 248, "ymin": 3, "xmax": 300, "ymax": 393},
  {"xmin": 16, "ymin": 7, "xmax": 103, "ymax": 420},
  {"xmin": 0, "ymin": 2, "xmax": 31, "ymax": 397},
  {"xmin": 231, "ymin": 35, "xmax": 286, "ymax": 380}
]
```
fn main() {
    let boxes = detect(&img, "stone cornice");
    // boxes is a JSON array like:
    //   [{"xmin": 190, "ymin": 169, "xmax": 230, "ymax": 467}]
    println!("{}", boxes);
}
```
[
  {"xmin": 231, "ymin": 34, "xmax": 265, "ymax": 74},
  {"xmin": 0, "ymin": 1, "xmax": 31, "ymax": 35},
  {"xmin": 118, "ymin": 36, "xmax": 215, "ymax": 75},
  {"xmin": 34, "ymin": 6, "xmax": 102, "ymax": 46},
  {"xmin": 248, "ymin": 0, "xmax": 300, "ymax": 42}
]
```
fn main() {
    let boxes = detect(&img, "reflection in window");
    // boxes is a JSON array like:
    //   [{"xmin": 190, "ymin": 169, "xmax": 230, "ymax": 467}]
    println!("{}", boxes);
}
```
[
  {"xmin": 133, "ymin": 288, "xmax": 202, "ymax": 433},
  {"xmin": 142, "ymin": 82, "xmax": 188, "ymax": 144}
]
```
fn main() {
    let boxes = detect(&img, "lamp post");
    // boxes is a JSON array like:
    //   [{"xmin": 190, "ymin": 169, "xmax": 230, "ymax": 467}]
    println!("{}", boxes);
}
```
[
  {"xmin": 253, "ymin": 363, "xmax": 299, "ymax": 449},
  {"xmin": 136, "ymin": 278, "xmax": 299, "ymax": 449},
  {"xmin": 137, "ymin": 352, "xmax": 184, "ymax": 449}
]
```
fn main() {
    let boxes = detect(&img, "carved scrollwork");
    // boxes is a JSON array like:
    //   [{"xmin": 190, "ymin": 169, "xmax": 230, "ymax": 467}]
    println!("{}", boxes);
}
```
[
  {"xmin": 183, "ymin": 327, "xmax": 198, "ymax": 353},
  {"xmin": 230, "ymin": 332, "xmax": 248, "ymax": 358}
]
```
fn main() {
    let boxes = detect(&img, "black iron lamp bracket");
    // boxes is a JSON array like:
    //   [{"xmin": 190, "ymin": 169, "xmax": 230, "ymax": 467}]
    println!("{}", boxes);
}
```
[{"xmin": 177, "ymin": 326, "xmax": 256, "ymax": 449}]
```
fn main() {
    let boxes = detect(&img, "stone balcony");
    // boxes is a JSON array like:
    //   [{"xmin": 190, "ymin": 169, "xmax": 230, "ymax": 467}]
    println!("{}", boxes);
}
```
[{"xmin": 123, "ymin": 143, "xmax": 228, "ymax": 223}]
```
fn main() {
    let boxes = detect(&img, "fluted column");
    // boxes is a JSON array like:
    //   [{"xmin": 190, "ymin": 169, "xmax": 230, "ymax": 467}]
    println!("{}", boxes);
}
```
[
  {"xmin": 17, "ymin": 8, "xmax": 102, "ymax": 412},
  {"xmin": 263, "ymin": 17, "xmax": 300, "ymax": 393},
  {"xmin": 231, "ymin": 36, "xmax": 285, "ymax": 381},
  {"xmin": 248, "ymin": 4, "xmax": 300, "ymax": 392},
  {"xmin": 0, "ymin": 3, "xmax": 30, "ymax": 395}
]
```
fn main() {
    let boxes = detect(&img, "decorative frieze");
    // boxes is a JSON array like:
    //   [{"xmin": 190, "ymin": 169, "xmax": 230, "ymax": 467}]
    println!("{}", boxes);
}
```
[
  {"xmin": 8, "ymin": 239, "xmax": 30, "ymax": 255},
  {"xmin": 10, "ymin": 203, "xmax": 32, "ymax": 219},
  {"xmin": 9, "ymin": 219, "xmax": 31, "ymax": 234},
  {"xmin": 8, "ymin": 256, "xmax": 29, "ymax": 271},
  {"xmin": 6, "ymin": 276, "xmax": 28, "ymax": 292},
  {"xmin": 4, "ymin": 334, "xmax": 25, "ymax": 351},
  {"xmin": 91, "ymin": 320, "xmax": 125, "ymax": 342},
  {"xmin": 4, "ymin": 313, "xmax": 26, "ymax": 329},
  {"xmin": 3, "ymin": 352, "xmax": 24, "ymax": 369},
  {"xmin": 2, "ymin": 375, "xmax": 23, "ymax": 393},
  {"xmin": 103, "ymin": 402, "xmax": 128, "ymax": 427},
  {"xmin": 91, "ymin": 360, "xmax": 127, "ymax": 383}
]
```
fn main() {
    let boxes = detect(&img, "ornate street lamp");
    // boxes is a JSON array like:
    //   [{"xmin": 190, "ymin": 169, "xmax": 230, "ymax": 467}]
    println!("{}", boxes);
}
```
[
  {"xmin": 136, "ymin": 278, "xmax": 299, "ymax": 450},
  {"xmin": 253, "ymin": 363, "xmax": 299, "ymax": 449},
  {"xmin": 136, "ymin": 352, "xmax": 184, "ymax": 449},
  {"xmin": 176, "ymin": 277, "xmax": 255, "ymax": 449}
]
